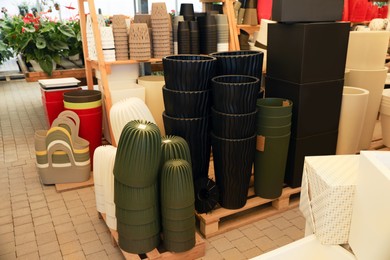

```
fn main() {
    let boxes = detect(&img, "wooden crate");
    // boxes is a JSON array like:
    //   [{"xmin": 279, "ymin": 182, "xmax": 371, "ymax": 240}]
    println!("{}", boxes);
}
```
[{"xmin": 100, "ymin": 213, "xmax": 206, "ymax": 260}]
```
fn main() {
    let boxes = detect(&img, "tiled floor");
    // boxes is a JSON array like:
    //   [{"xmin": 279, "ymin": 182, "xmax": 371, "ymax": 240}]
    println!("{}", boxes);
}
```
[{"xmin": 0, "ymin": 80, "xmax": 305, "ymax": 259}]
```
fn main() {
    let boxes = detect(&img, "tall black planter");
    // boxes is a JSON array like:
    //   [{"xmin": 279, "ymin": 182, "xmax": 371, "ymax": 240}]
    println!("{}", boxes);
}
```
[
  {"xmin": 163, "ymin": 113, "xmax": 211, "ymax": 181},
  {"xmin": 162, "ymin": 55, "xmax": 216, "ymax": 91},
  {"xmin": 212, "ymin": 75, "xmax": 260, "ymax": 114},
  {"xmin": 211, "ymin": 133, "xmax": 256, "ymax": 209},
  {"xmin": 210, "ymin": 50, "xmax": 264, "ymax": 80}
]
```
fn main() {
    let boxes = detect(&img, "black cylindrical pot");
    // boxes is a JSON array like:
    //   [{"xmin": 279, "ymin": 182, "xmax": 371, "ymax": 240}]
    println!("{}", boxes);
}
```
[
  {"xmin": 180, "ymin": 3, "xmax": 195, "ymax": 21},
  {"xmin": 160, "ymin": 160, "xmax": 195, "ymax": 209},
  {"xmin": 212, "ymin": 75, "xmax": 260, "ymax": 114},
  {"xmin": 162, "ymin": 86, "xmax": 211, "ymax": 118},
  {"xmin": 211, "ymin": 107, "xmax": 257, "ymax": 139},
  {"xmin": 113, "ymin": 120, "xmax": 161, "ymax": 187},
  {"xmin": 163, "ymin": 113, "xmax": 211, "ymax": 181},
  {"xmin": 178, "ymin": 21, "xmax": 190, "ymax": 54},
  {"xmin": 63, "ymin": 90, "xmax": 101, "ymax": 103},
  {"xmin": 197, "ymin": 15, "xmax": 218, "ymax": 54},
  {"xmin": 210, "ymin": 50, "xmax": 264, "ymax": 80},
  {"xmin": 254, "ymin": 133, "xmax": 291, "ymax": 199},
  {"xmin": 211, "ymin": 133, "xmax": 256, "ymax": 209},
  {"xmin": 162, "ymin": 55, "xmax": 216, "ymax": 91}
]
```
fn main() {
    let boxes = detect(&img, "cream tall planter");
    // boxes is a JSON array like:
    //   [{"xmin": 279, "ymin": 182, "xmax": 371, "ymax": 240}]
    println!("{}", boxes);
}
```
[
  {"xmin": 346, "ymin": 31, "xmax": 390, "ymax": 70},
  {"xmin": 344, "ymin": 68, "xmax": 387, "ymax": 150},
  {"xmin": 336, "ymin": 87, "xmax": 369, "ymax": 154},
  {"xmin": 137, "ymin": 75, "xmax": 166, "ymax": 135},
  {"xmin": 380, "ymin": 89, "xmax": 390, "ymax": 147}
]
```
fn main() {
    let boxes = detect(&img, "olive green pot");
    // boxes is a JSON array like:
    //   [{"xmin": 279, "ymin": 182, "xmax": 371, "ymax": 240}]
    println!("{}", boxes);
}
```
[{"xmin": 256, "ymin": 98, "xmax": 293, "ymax": 117}]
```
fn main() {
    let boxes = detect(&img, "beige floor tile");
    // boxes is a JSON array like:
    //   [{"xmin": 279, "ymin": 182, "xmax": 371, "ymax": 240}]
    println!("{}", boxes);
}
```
[
  {"xmin": 12, "ymin": 207, "xmax": 31, "ymax": 218},
  {"xmin": 283, "ymin": 225, "xmax": 304, "ymax": 240},
  {"xmin": 65, "ymin": 199, "xmax": 84, "ymax": 209},
  {"xmin": 15, "ymin": 231, "xmax": 35, "ymax": 246},
  {"xmin": 82, "ymin": 239, "xmax": 104, "ymax": 255},
  {"xmin": 15, "ymin": 240, "xmax": 38, "ymax": 257},
  {"xmin": 231, "ymin": 236, "xmax": 256, "ymax": 252},
  {"xmin": 94, "ymin": 221, "xmax": 110, "ymax": 234},
  {"xmin": 98, "ymin": 230, "xmax": 114, "ymax": 244},
  {"xmin": 36, "ymin": 230, "xmax": 57, "ymax": 246},
  {"xmin": 0, "ymin": 252, "xmax": 16, "ymax": 260},
  {"xmin": 72, "ymin": 213, "xmax": 92, "ymax": 226},
  {"xmin": 107, "ymin": 251, "xmax": 126, "ymax": 260},
  {"xmin": 75, "ymin": 221, "xmax": 95, "ymax": 234},
  {"xmin": 290, "ymin": 216, "xmax": 306, "ymax": 230},
  {"xmin": 39, "ymin": 251, "xmax": 62, "ymax": 260},
  {"xmin": 198, "ymin": 248, "xmax": 224, "ymax": 260},
  {"xmin": 242, "ymin": 246, "xmax": 263, "ymax": 259},
  {"xmin": 60, "ymin": 240, "xmax": 83, "ymax": 255},
  {"xmin": 57, "ymin": 230, "xmax": 78, "ymax": 245},
  {"xmin": 14, "ymin": 223, "xmax": 34, "ymax": 236},
  {"xmin": 0, "ymin": 241, "xmax": 16, "ymax": 256},
  {"xmin": 224, "ymin": 229, "xmax": 245, "ymax": 241},
  {"xmin": 15, "ymin": 251, "xmax": 39, "ymax": 260},
  {"xmin": 270, "ymin": 217, "xmax": 293, "ymax": 230},
  {"xmin": 63, "ymin": 251, "xmax": 87, "ymax": 260},
  {"xmin": 54, "ymin": 222, "xmax": 74, "ymax": 235},
  {"xmin": 33, "ymin": 214, "xmax": 52, "ymax": 226},
  {"xmin": 253, "ymin": 219, "xmax": 273, "ymax": 231},
  {"xmin": 0, "ymin": 231, "xmax": 15, "ymax": 244},
  {"xmin": 86, "ymin": 250, "xmax": 109, "ymax": 260},
  {"xmin": 68, "ymin": 205, "xmax": 88, "ymax": 217},
  {"xmin": 102, "ymin": 241, "xmax": 121, "ymax": 255},
  {"xmin": 34, "ymin": 222, "xmax": 55, "ymax": 235},
  {"xmin": 0, "ymin": 215, "xmax": 13, "ymax": 225},
  {"xmin": 38, "ymin": 240, "xmax": 60, "ymax": 256},
  {"xmin": 28, "ymin": 194, "xmax": 45, "ymax": 203},
  {"xmin": 52, "ymin": 213, "xmax": 72, "ymax": 226},
  {"xmin": 50, "ymin": 206, "xmax": 69, "ymax": 217},
  {"xmin": 210, "ymin": 237, "xmax": 235, "ymax": 253},
  {"xmin": 11, "ymin": 201, "xmax": 29, "ymax": 210},
  {"xmin": 261, "ymin": 226, "xmax": 285, "ymax": 240},
  {"xmin": 31, "ymin": 207, "xmax": 50, "ymax": 219},
  {"xmin": 13, "ymin": 214, "xmax": 32, "ymax": 227},
  {"xmin": 220, "ymin": 248, "xmax": 246, "ymax": 260},
  {"xmin": 47, "ymin": 200, "xmax": 66, "ymax": 210},
  {"xmin": 240, "ymin": 225, "xmax": 263, "ymax": 240},
  {"xmin": 253, "ymin": 236, "xmax": 278, "ymax": 252},
  {"xmin": 274, "ymin": 235, "xmax": 294, "ymax": 247},
  {"xmin": 78, "ymin": 230, "xmax": 99, "ymax": 244}
]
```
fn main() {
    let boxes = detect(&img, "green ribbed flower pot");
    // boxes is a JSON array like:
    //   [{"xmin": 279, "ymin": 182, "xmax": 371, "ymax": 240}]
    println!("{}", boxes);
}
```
[
  {"xmin": 160, "ymin": 159, "xmax": 195, "ymax": 209},
  {"xmin": 163, "ymin": 236, "xmax": 195, "ymax": 253},
  {"xmin": 161, "ymin": 135, "xmax": 192, "ymax": 166},
  {"xmin": 116, "ymin": 204, "xmax": 159, "ymax": 225},
  {"xmin": 254, "ymin": 133, "xmax": 291, "ymax": 199},
  {"xmin": 257, "ymin": 124, "xmax": 291, "ymax": 137},
  {"xmin": 164, "ymin": 226, "xmax": 195, "ymax": 242},
  {"xmin": 257, "ymin": 114, "xmax": 292, "ymax": 127},
  {"xmin": 118, "ymin": 233, "xmax": 160, "ymax": 254},
  {"xmin": 114, "ymin": 120, "xmax": 161, "ymax": 187},
  {"xmin": 114, "ymin": 180, "xmax": 158, "ymax": 210},
  {"xmin": 161, "ymin": 204, "xmax": 195, "ymax": 220},
  {"xmin": 117, "ymin": 219, "xmax": 160, "ymax": 240},
  {"xmin": 162, "ymin": 216, "xmax": 195, "ymax": 231}
]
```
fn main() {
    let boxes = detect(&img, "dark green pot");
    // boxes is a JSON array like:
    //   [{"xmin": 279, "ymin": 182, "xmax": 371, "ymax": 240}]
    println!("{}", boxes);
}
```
[
  {"xmin": 162, "ymin": 216, "xmax": 195, "ymax": 231},
  {"xmin": 163, "ymin": 236, "xmax": 196, "ymax": 253},
  {"xmin": 160, "ymin": 159, "xmax": 195, "ymax": 209},
  {"xmin": 163, "ymin": 226, "xmax": 195, "ymax": 242},
  {"xmin": 117, "ymin": 219, "xmax": 160, "ymax": 240},
  {"xmin": 254, "ymin": 133, "xmax": 291, "ymax": 199},
  {"xmin": 113, "ymin": 120, "xmax": 161, "ymax": 187},
  {"xmin": 257, "ymin": 113, "xmax": 292, "ymax": 127},
  {"xmin": 161, "ymin": 135, "xmax": 192, "ymax": 166},
  {"xmin": 114, "ymin": 180, "xmax": 158, "ymax": 210},
  {"xmin": 256, "ymin": 123, "xmax": 291, "ymax": 137},
  {"xmin": 161, "ymin": 204, "xmax": 195, "ymax": 220},
  {"xmin": 116, "ymin": 204, "xmax": 159, "ymax": 225},
  {"xmin": 118, "ymin": 233, "xmax": 160, "ymax": 254},
  {"xmin": 256, "ymin": 98, "xmax": 293, "ymax": 117}
]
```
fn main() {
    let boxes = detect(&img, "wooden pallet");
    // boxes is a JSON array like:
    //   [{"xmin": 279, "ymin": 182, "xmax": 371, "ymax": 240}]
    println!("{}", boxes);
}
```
[
  {"xmin": 100, "ymin": 213, "xmax": 206, "ymax": 260},
  {"xmin": 55, "ymin": 173, "xmax": 94, "ymax": 192},
  {"xmin": 196, "ymin": 185, "xmax": 301, "ymax": 238}
]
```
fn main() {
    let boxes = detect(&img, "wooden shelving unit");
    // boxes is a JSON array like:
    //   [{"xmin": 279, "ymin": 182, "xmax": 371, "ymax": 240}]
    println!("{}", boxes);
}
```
[
  {"xmin": 200, "ymin": 0, "xmax": 260, "ymax": 50},
  {"xmin": 77, "ymin": 0, "xmax": 161, "ymax": 144}
]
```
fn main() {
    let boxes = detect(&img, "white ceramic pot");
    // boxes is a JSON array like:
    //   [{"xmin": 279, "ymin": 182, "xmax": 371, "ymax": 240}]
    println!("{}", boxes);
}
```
[
  {"xmin": 103, "ymin": 146, "xmax": 117, "ymax": 230},
  {"xmin": 344, "ymin": 68, "xmax": 387, "ymax": 150},
  {"xmin": 137, "ymin": 75, "xmax": 165, "ymax": 135},
  {"xmin": 336, "ymin": 87, "xmax": 369, "ymax": 154},
  {"xmin": 346, "ymin": 31, "xmax": 390, "ymax": 70}
]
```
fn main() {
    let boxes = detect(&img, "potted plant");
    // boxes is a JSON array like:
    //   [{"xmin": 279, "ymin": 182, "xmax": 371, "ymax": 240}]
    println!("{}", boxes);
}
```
[{"xmin": 0, "ymin": 13, "xmax": 77, "ymax": 75}]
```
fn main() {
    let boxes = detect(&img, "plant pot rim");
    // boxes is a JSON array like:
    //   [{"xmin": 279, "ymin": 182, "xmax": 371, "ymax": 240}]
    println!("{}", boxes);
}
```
[
  {"xmin": 211, "ymin": 132, "xmax": 256, "ymax": 142},
  {"xmin": 212, "ymin": 74, "xmax": 259, "ymax": 84},
  {"xmin": 211, "ymin": 107, "xmax": 257, "ymax": 116},
  {"xmin": 210, "ymin": 50, "xmax": 263, "ymax": 57},
  {"xmin": 163, "ymin": 85, "xmax": 210, "ymax": 94},
  {"xmin": 163, "ymin": 54, "xmax": 216, "ymax": 62},
  {"xmin": 163, "ymin": 111, "xmax": 208, "ymax": 121}
]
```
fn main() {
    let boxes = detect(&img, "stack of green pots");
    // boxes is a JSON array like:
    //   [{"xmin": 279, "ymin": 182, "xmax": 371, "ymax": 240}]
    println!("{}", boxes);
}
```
[
  {"xmin": 254, "ymin": 98, "xmax": 293, "ymax": 199},
  {"xmin": 113, "ymin": 120, "xmax": 162, "ymax": 254},
  {"xmin": 160, "ymin": 159, "xmax": 195, "ymax": 252},
  {"xmin": 160, "ymin": 136, "xmax": 192, "ymax": 166}
]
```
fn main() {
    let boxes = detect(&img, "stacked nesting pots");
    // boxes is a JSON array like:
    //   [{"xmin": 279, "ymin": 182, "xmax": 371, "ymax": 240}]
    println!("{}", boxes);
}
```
[
  {"xmin": 160, "ymin": 159, "xmax": 196, "ymax": 252},
  {"xmin": 380, "ymin": 89, "xmax": 390, "ymax": 147},
  {"xmin": 198, "ymin": 15, "xmax": 218, "ymax": 54},
  {"xmin": 129, "ymin": 23, "xmax": 151, "ymax": 61},
  {"xmin": 113, "ymin": 120, "xmax": 161, "ymax": 254},
  {"xmin": 63, "ymin": 90, "xmax": 102, "ymax": 167},
  {"xmin": 162, "ymin": 55, "xmax": 216, "ymax": 196},
  {"xmin": 254, "ymin": 98, "xmax": 293, "ymax": 199},
  {"xmin": 211, "ymin": 75, "xmax": 259, "ymax": 209},
  {"xmin": 151, "ymin": 3, "xmax": 172, "ymax": 58}
]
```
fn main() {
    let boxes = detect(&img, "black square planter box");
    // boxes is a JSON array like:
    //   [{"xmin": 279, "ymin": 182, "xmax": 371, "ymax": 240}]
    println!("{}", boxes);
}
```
[
  {"xmin": 272, "ymin": 0, "xmax": 344, "ymax": 22},
  {"xmin": 267, "ymin": 22, "xmax": 350, "ymax": 84},
  {"xmin": 265, "ymin": 76, "xmax": 343, "ymax": 138},
  {"xmin": 285, "ymin": 130, "xmax": 338, "ymax": 188}
]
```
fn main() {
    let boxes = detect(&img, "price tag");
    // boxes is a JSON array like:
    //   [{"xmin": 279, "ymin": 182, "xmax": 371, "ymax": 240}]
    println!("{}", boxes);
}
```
[{"xmin": 256, "ymin": 135, "xmax": 265, "ymax": 152}]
